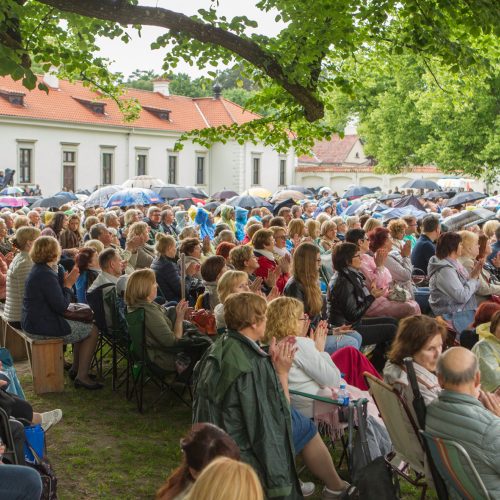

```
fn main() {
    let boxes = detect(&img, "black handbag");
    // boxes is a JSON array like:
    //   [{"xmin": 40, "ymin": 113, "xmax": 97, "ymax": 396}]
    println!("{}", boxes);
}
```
[{"xmin": 63, "ymin": 303, "xmax": 94, "ymax": 323}]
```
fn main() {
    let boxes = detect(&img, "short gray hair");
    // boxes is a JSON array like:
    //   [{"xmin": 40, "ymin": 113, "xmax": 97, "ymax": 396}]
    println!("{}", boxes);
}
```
[{"xmin": 436, "ymin": 349, "xmax": 478, "ymax": 385}]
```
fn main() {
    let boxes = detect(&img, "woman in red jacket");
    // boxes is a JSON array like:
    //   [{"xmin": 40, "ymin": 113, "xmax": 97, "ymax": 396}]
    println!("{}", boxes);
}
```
[{"xmin": 251, "ymin": 229, "xmax": 290, "ymax": 293}]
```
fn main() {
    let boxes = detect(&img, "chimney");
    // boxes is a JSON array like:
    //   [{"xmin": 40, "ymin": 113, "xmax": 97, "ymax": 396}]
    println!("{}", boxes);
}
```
[
  {"xmin": 153, "ymin": 79, "xmax": 170, "ymax": 97},
  {"xmin": 43, "ymin": 66, "xmax": 59, "ymax": 90},
  {"xmin": 212, "ymin": 82, "xmax": 222, "ymax": 99}
]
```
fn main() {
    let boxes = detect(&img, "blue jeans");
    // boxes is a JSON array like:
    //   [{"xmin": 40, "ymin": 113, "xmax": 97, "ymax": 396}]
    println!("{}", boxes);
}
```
[
  {"xmin": 414, "ymin": 287, "xmax": 430, "ymax": 314},
  {"xmin": 0, "ymin": 464, "xmax": 42, "ymax": 499},
  {"xmin": 325, "ymin": 331, "xmax": 362, "ymax": 355}
]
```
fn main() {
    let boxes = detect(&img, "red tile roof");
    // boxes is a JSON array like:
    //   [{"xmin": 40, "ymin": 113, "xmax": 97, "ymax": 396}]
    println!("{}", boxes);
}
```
[
  {"xmin": 0, "ymin": 75, "xmax": 261, "ymax": 132},
  {"xmin": 298, "ymin": 134, "xmax": 359, "ymax": 164}
]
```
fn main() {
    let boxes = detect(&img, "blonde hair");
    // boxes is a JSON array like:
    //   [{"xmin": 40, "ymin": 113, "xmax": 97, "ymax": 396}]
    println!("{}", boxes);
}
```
[
  {"xmin": 229, "ymin": 245, "xmax": 253, "ymax": 270},
  {"xmin": 84, "ymin": 239, "xmax": 105, "ymax": 254},
  {"xmin": 29, "ymin": 236, "xmax": 60, "ymax": 264},
  {"xmin": 320, "ymin": 220, "xmax": 337, "ymax": 238},
  {"xmin": 264, "ymin": 297, "xmax": 303, "ymax": 343},
  {"xmin": 125, "ymin": 269, "xmax": 156, "ymax": 305},
  {"xmin": 363, "ymin": 217, "xmax": 382, "ymax": 233},
  {"xmin": 287, "ymin": 218, "xmax": 305, "ymax": 238},
  {"xmin": 223, "ymin": 293, "xmax": 267, "ymax": 333},
  {"xmin": 458, "ymin": 230, "xmax": 479, "ymax": 258},
  {"xmin": 245, "ymin": 222, "xmax": 263, "ymax": 240},
  {"xmin": 128, "ymin": 221, "xmax": 149, "ymax": 240},
  {"xmin": 13, "ymin": 215, "xmax": 29, "ymax": 230},
  {"xmin": 13, "ymin": 226, "xmax": 40, "ymax": 251},
  {"xmin": 84, "ymin": 215, "xmax": 99, "ymax": 232},
  {"xmin": 185, "ymin": 457, "xmax": 263, "ymax": 500},
  {"xmin": 305, "ymin": 219, "xmax": 320, "ymax": 239},
  {"xmin": 387, "ymin": 219, "xmax": 407, "ymax": 239},
  {"xmin": 483, "ymin": 220, "xmax": 500, "ymax": 239},
  {"xmin": 217, "ymin": 270, "xmax": 248, "ymax": 303},
  {"xmin": 179, "ymin": 226, "xmax": 198, "ymax": 241},
  {"xmin": 292, "ymin": 242, "xmax": 323, "ymax": 316},
  {"xmin": 316, "ymin": 213, "xmax": 330, "ymax": 227},
  {"xmin": 155, "ymin": 233, "xmax": 176, "ymax": 255},
  {"xmin": 124, "ymin": 209, "xmax": 140, "ymax": 226}
]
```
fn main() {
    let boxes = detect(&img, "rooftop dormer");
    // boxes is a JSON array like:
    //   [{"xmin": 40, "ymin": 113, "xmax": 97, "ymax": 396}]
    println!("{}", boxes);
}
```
[
  {"xmin": 0, "ymin": 89, "xmax": 25, "ymax": 106},
  {"xmin": 72, "ymin": 97, "xmax": 106, "ymax": 115}
]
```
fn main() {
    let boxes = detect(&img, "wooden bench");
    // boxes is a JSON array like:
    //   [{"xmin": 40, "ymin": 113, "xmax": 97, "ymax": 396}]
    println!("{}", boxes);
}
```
[{"xmin": 2, "ymin": 320, "xmax": 64, "ymax": 394}]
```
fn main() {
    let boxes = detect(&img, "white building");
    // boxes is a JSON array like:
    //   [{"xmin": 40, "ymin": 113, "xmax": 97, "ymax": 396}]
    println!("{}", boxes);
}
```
[
  {"xmin": 296, "ymin": 135, "xmax": 487, "ymax": 193},
  {"xmin": 0, "ymin": 75, "xmax": 295, "ymax": 195}
]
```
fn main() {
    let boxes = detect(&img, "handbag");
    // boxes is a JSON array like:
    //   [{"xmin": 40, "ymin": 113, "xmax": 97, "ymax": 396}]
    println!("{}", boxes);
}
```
[
  {"xmin": 63, "ymin": 303, "xmax": 94, "ymax": 323},
  {"xmin": 189, "ymin": 309, "xmax": 216, "ymax": 335},
  {"xmin": 387, "ymin": 284, "xmax": 411, "ymax": 302}
]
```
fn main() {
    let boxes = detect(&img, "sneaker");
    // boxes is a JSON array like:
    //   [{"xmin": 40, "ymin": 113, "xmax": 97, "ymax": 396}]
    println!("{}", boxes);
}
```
[
  {"xmin": 40, "ymin": 409, "xmax": 62, "ymax": 432},
  {"xmin": 300, "ymin": 480, "xmax": 316, "ymax": 497},
  {"xmin": 322, "ymin": 481, "xmax": 352, "ymax": 499}
]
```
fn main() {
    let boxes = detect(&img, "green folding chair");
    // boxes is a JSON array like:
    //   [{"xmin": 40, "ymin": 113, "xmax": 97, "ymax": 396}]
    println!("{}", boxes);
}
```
[{"xmin": 420, "ymin": 430, "xmax": 491, "ymax": 500}]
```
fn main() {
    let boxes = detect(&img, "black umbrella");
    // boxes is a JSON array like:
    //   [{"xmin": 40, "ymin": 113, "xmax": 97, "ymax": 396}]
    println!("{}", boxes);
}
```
[
  {"xmin": 76, "ymin": 189, "xmax": 91, "ymax": 196},
  {"xmin": 422, "ymin": 191, "xmax": 449, "ymax": 200},
  {"xmin": 31, "ymin": 195, "xmax": 68, "ymax": 209},
  {"xmin": 273, "ymin": 198, "xmax": 298, "ymax": 215},
  {"xmin": 152, "ymin": 185, "xmax": 192, "ymax": 200},
  {"xmin": 394, "ymin": 195, "xmax": 425, "ymax": 211},
  {"xmin": 204, "ymin": 201, "xmax": 221, "ymax": 211},
  {"xmin": 22, "ymin": 196, "xmax": 43, "ymax": 206},
  {"xmin": 379, "ymin": 193, "xmax": 402, "ymax": 201},
  {"xmin": 186, "ymin": 186, "xmax": 209, "ymax": 199},
  {"xmin": 212, "ymin": 190, "xmax": 239, "ymax": 200},
  {"xmin": 227, "ymin": 195, "xmax": 271, "ymax": 209},
  {"xmin": 343, "ymin": 186, "xmax": 374, "ymax": 199},
  {"xmin": 402, "ymin": 179, "xmax": 441, "ymax": 190},
  {"xmin": 445, "ymin": 191, "xmax": 487, "ymax": 207},
  {"xmin": 285, "ymin": 185, "xmax": 314, "ymax": 195},
  {"xmin": 54, "ymin": 191, "xmax": 78, "ymax": 202},
  {"xmin": 170, "ymin": 198, "xmax": 199, "ymax": 209}
]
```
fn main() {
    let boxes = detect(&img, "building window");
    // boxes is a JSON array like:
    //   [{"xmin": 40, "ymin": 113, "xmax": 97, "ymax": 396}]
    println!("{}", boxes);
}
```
[
  {"xmin": 101, "ymin": 152, "xmax": 113, "ymax": 185},
  {"xmin": 168, "ymin": 155, "xmax": 177, "ymax": 184},
  {"xmin": 196, "ymin": 156, "xmax": 205, "ymax": 185},
  {"xmin": 137, "ymin": 154, "xmax": 147, "ymax": 176},
  {"xmin": 252, "ymin": 157, "xmax": 260, "ymax": 185},
  {"xmin": 19, "ymin": 147, "xmax": 32, "ymax": 183},
  {"xmin": 62, "ymin": 149, "xmax": 77, "ymax": 192},
  {"xmin": 279, "ymin": 158, "xmax": 286, "ymax": 186}
]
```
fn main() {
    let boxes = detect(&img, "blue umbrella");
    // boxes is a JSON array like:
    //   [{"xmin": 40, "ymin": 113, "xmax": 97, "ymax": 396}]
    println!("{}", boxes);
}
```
[
  {"xmin": 0, "ymin": 187, "xmax": 23, "ymax": 195},
  {"xmin": 342, "ymin": 201, "xmax": 362, "ymax": 216},
  {"xmin": 84, "ymin": 185, "xmax": 122, "ymax": 207},
  {"xmin": 54, "ymin": 191, "xmax": 78, "ymax": 202},
  {"xmin": 31, "ymin": 195, "xmax": 69, "ymax": 209},
  {"xmin": 105, "ymin": 188, "xmax": 164, "ymax": 208},
  {"xmin": 343, "ymin": 186, "xmax": 374, "ymax": 199},
  {"xmin": 381, "ymin": 205, "xmax": 427, "ymax": 222}
]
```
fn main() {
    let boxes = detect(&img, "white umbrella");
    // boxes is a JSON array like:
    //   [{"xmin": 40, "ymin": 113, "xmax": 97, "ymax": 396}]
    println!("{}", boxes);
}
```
[
  {"xmin": 271, "ymin": 190, "xmax": 307, "ymax": 203},
  {"xmin": 122, "ymin": 175, "xmax": 166, "ymax": 189}
]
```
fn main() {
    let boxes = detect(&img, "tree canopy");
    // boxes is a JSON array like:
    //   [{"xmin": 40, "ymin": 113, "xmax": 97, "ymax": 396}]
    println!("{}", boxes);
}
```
[{"xmin": 0, "ymin": 0, "xmax": 498, "ymax": 160}]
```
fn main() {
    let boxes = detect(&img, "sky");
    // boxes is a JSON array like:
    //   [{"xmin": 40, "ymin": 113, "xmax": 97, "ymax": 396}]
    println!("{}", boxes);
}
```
[{"xmin": 96, "ymin": 0, "xmax": 282, "ymax": 79}]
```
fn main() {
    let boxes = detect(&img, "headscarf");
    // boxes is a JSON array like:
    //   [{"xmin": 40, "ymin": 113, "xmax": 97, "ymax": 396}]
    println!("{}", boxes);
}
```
[
  {"xmin": 235, "ymin": 207, "xmax": 248, "ymax": 242},
  {"xmin": 195, "ymin": 207, "xmax": 215, "ymax": 240},
  {"xmin": 219, "ymin": 205, "xmax": 236, "ymax": 233},
  {"xmin": 175, "ymin": 210, "xmax": 189, "ymax": 231}
]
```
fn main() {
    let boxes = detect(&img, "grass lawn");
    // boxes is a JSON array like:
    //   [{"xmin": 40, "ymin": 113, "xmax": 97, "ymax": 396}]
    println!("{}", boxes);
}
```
[{"xmin": 16, "ymin": 359, "xmax": 432, "ymax": 499}]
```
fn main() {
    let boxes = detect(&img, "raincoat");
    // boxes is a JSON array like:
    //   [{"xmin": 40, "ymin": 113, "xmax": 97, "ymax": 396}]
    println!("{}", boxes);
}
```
[
  {"xmin": 472, "ymin": 329, "xmax": 500, "ymax": 392},
  {"xmin": 192, "ymin": 330, "xmax": 302, "ymax": 499},
  {"xmin": 219, "ymin": 205, "xmax": 236, "ymax": 233},
  {"xmin": 194, "ymin": 208, "xmax": 214, "ymax": 240},
  {"xmin": 235, "ymin": 207, "xmax": 248, "ymax": 242}
]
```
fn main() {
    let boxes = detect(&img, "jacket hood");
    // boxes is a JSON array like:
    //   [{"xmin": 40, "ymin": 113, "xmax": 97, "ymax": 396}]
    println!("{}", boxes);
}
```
[
  {"xmin": 235, "ymin": 207, "xmax": 248, "ymax": 224},
  {"xmin": 427, "ymin": 256, "xmax": 455, "ymax": 277}
]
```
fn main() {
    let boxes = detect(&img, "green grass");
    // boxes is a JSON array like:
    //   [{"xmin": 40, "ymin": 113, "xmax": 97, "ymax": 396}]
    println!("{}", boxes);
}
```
[{"xmin": 17, "ymin": 359, "xmax": 432, "ymax": 499}]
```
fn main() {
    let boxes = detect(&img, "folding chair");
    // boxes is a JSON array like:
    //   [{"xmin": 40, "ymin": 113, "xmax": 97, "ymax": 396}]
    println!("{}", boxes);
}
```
[
  {"xmin": 0, "ymin": 407, "xmax": 19, "ymax": 464},
  {"xmin": 420, "ymin": 431, "xmax": 491, "ymax": 500},
  {"xmin": 125, "ymin": 308, "xmax": 191, "ymax": 413},
  {"xmin": 364, "ymin": 372, "xmax": 428, "ymax": 499}
]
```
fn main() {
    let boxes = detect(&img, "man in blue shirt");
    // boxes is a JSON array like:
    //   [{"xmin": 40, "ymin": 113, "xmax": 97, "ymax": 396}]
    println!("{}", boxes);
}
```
[
  {"xmin": 411, "ymin": 215, "xmax": 441, "ymax": 274},
  {"xmin": 488, "ymin": 226, "xmax": 500, "ymax": 264}
]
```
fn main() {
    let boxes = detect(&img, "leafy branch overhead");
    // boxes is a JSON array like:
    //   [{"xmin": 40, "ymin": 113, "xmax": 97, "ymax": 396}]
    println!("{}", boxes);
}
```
[{"xmin": 0, "ymin": 0, "xmax": 498, "ymax": 159}]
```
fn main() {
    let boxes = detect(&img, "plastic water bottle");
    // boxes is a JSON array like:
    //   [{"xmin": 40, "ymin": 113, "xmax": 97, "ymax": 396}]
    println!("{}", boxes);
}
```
[{"xmin": 338, "ymin": 377, "xmax": 350, "ymax": 407}]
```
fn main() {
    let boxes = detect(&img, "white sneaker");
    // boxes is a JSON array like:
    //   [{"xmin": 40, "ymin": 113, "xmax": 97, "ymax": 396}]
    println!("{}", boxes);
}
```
[
  {"xmin": 322, "ymin": 481, "xmax": 351, "ymax": 499},
  {"xmin": 40, "ymin": 409, "xmax": 62, "ymax": 432},
  {"xmin": 300, "ymin": 480, "xmax": 316, "ymax": 497}
]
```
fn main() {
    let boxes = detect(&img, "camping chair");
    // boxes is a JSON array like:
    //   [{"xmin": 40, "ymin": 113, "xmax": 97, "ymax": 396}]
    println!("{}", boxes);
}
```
[
  {"xmin": 364, "ymin": 372, "xmax": 428, "ymax": 499},
  {"xmin": 289, "ymin": 389, "xmax": 369, "ymax": 475},
  {"xmin": 420, "ymin": 431, "xmax": 491, "ymax": 500},
  {"xmin": 0, "ymin": 407, "xmax": 19, "ymax": 464},
  {"xmin": 125, "ymin": 308, "xmax": 191, "ymax": 413}
]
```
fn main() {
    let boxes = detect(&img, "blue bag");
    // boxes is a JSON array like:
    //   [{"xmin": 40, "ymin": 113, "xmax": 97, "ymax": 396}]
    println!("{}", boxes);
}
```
[
  {"xmin": 24, "ymin": 424, "xmax": 46, "ymax": 464},
  {"xmin": 0, "ymin": 347, "xmax": 25, "ymax": 399}
]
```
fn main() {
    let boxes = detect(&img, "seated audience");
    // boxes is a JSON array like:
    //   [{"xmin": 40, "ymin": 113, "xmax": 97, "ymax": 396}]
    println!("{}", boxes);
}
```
[
  {"xmin": 198, "ymin": 256, "xmax": 226, "ymax": 311},
  {"xmin": 213, "ymin": 270, "xmax": 250, "ymax": 330},
  {"xmin": 59, "ymin": 214, "xmax": 82, "ymax": 250},
  {"xmin": 411, "ymin": 214, "xmax": 440, "ymax": 274},
  {"xmin": 74, "ymin": 247, "xmax": 100, "ymax": 304},
  {"xmin": 0, "ymin": 218, "xmax": 13, "ymax": 255},
  {"xmin": 487, "ymin": 225, "xmax": 500, "ymax": 264},
  {"xmin": 126, "ymin": 221, "xmax": 155, "ymax": 269},
  {"xmin": 426, "ymin": 348, "xmax": 500, "ymax": 497}
]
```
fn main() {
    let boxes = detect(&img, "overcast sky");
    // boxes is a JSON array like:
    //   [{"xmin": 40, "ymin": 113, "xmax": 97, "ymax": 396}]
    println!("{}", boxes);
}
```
[{"xmin": 97, "ymin": 0, "xmax": 281, "ymax": 79}]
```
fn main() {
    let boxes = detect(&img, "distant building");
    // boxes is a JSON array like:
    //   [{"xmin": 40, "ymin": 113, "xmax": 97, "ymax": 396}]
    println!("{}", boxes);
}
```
[
  {"xmin": 296, "ymin": 135, "xmax": 486, "ymax": 192},
  {"xmin": 0, "ymin": 75, "xmax": 294, "ymax": 194}
]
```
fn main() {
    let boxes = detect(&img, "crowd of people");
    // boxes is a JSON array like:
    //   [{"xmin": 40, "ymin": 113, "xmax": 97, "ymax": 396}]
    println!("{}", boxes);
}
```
[{"xmin": 0, "ymin": 188, "xmax": 499, "ymax": 499}]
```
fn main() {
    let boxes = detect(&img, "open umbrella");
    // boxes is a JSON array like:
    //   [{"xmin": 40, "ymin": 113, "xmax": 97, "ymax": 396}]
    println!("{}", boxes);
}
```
[
  {"xmin": 227, "ymin": 195, "xmax": 271, "ymax": 209},
  {"xmin": 445, "ymin": 191, "xmax": 487, "ymax": 207},
  {"xmin": 105, "ymin": 188, "xmax": 164, "ymax": 208},
  {"xmin": 242, "ymin": 187, "xmax": 273, "ymax": 198},
  {"xmin": 422, "ymin": 191, "xmax": 449, "ymax": 200},
  {"xmin": 22, "ymin": 196, "xmax": 42, "ymax": 206},
  {"xmin": 394, "ymin": 195, "xmax": 425, "ymax": 211},
  {"xmin": 381, "ymin": 205, "xmax": 427, "ymax": 222},
  {"xmin": 272, "ymin": 198, "xmax": 298, "ymax": 215},
  {"xmin": 0, "ymin": 196, "xmax": 28, "ymax": 208},
  {"xmin": 343, "ymin": 186, "xmax": 374, "ymax": 200},
  {"xmin": 479, "ymin": 195, "xmax": 500, "ymax": 209},
  {"xmin": 379, "ymin": 193, "xmax": 402, "ymax": 202},
  {"xmin": 122, "ymin": 175, "xmax": 166, "ymax": 189},
  {"xmin": 271, "ymin": 190, "xmax": 307, "ymax": 203},
  {"xmin": 212, "ymin": 190, "xmax": 239, "ymax": 200},
  {"xmin": 152, "ymin": 185, "xmax": 192, "ymax": 200},
  {"xmin": 402, "ymin": 179, "xmax": 441, "ymax": 190},
  {"xmin": 54, "ymin": 191, "xmax": 78, "ymax": 202},
  {"xmin": 31, "ymin": 195, "xmax": 69, "ymax": 209},
  {"xmin": 204, "ymin": 201, "xmax": 221, "ymax": 211},
  {"xmin": 84, "ymin": 185, "xmax": 122, "ymax": 207},
  {"xmin": 186, "ymin": 186, "xmax": 209, "ymax": 199},
  {"xmin": 0, "ymin": 187, "xmax": 23, "ymax": 195},
  {"xmin": 76, "ymin": 189, "xmax": 91, "ymax": 196},
  {"xmin": 285, "ymin": 185, "xmax": 314, "ymax": 195},
  {"xmin": 443, "ymin": 208, "xmax": 496, "ymax": 231}
]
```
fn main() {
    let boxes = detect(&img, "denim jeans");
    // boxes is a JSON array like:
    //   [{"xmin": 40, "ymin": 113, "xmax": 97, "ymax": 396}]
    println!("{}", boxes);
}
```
[
  {"xmin": 0, "ymin": 464, "xmax": 42, "ymax": 499},
  {"xmin": 324, "ymin": 331, "xmax": 362, "ymax": 355}
]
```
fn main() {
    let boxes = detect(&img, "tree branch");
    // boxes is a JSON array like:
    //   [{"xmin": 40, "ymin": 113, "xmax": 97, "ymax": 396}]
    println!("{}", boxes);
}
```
[{"xmin": 37, "ymin": 0, "xmax": 325, "ymax": 121}]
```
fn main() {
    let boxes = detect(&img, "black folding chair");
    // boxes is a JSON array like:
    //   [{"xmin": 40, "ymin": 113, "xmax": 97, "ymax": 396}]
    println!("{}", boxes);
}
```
[{"xmin": 0, "ymin": 407, "xmax": 19, "ymax": 464}]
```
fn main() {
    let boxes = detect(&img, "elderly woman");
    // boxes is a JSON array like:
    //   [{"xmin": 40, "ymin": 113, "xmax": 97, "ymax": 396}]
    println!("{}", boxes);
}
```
[
  {"xmin": 360, "ymin": 227, "xmax": 420, "ymax": 318},
  {"xmin": 458, "ymin": 230, "xmax": 500, "ymax": 304},
  {"xmin": 22, "ymin": 236, "xmax": 101, "ymax": 389},
  {"xmin": 59, "ymin": 214, "xmax": 82, "ymax": 250},
  {"xmin": 384, "ymin": 316, "xmax": 447, "ymax": 405},
  {"xmin": 472, "ymin": 311, "xmax": 500, "ymax": 393},
  {"xmin": 428, "ymin": 232, "xmax": 483, "ymax": 333},
  {"xmin": 331, "ymin": 216, "xmax": 347, "ymax": 241},
  {"xmin": 74, "ymin": 247, "xmax": 100, "ymax": 304},
  {"xmin": 270, "ymin": 225, "xmax": 291, "ymax": 259},
  {"xmin": 126, "ymin": 221, "xmax": 155, "ymax": 269},
  {"xmin": 318, "ymin": 220, "xmax": 339, "ymax": 252},
  {"xmin": 0, "ymin": 219, "xmax": 13, "ymax": 255},
  {"xmin": 213, "ymin": 270, "xmax": 250, "ymax": 330},
  {"xmin": 4, "ymin": 227, "xmax": 41, "ymax": 326}
]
